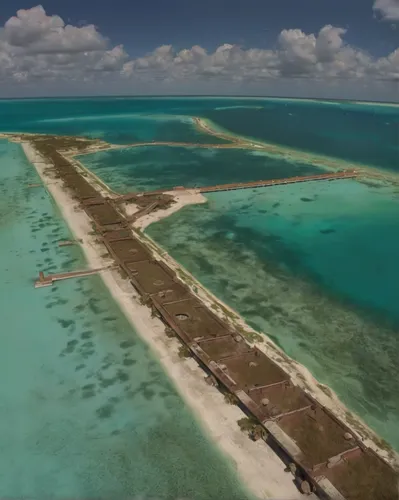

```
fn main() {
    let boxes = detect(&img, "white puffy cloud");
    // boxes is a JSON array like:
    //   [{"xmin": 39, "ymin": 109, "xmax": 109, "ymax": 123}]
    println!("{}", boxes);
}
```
[
  {"xmin": 0, "ymin": 5, "xmax": 398, "ymax": 95},
  {"xmin": 373, "ymin": 0, "xmax": 399, "ymax": 21},
  {"xmin": 122, "ymin": 25, "xmax": 398, "ymax": 83},
  {"xmin": 374, "ymin": 48, "xmax": 399, "ymax": 79},
  {"xmin": 0, "ymin": 5, "xmax": 128, "ymax": 84}
]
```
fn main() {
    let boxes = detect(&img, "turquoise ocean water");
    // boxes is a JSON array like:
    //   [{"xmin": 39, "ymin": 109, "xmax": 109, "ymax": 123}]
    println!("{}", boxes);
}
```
[
  {"xmin": 0, "ymin": 96, "xmax": 398, "ymax": 474},
  {"xmin": 79, "ymin": 146, "xmax": 323, "ymax": 193},
  {"xmin": 0, "ymin": 97, "xmax": 397, "ymax": 172},
  {"xmin": 0, "ymin": 139, "xmax": 253, "ymax": 498},
  {"xmin": 147, "ymin": 179, "xmax": 399, "ymax": 450}
]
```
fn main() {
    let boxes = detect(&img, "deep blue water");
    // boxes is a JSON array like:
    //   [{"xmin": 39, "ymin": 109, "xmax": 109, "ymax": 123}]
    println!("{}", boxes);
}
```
[
  {"xmin": 0, "ymin": 97, "xmax": 397, "ymax": 172},
  {"xmin": 204, "ymin": 100, "xmax": 399, "ymax": 172}
]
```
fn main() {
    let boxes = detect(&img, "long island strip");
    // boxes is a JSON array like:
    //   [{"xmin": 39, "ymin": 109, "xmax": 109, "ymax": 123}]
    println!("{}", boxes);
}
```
[{"xmin": 10, "ymin": 133, "xmax": 398, "ymax": 500}]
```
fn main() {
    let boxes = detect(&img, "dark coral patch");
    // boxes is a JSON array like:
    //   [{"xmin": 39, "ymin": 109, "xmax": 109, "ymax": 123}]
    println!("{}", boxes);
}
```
[
  {"xmin": 116, "ymin": 369, "xmax": 130, "ymax": 383},
  {"xmin": 119, "ymin": 339, "xmax": 135, "ymax": 349},
  {"xmin": 142, "ymin": 389, "xmax": 155, "ymax": 400},
  {"xmin": 82, "ymin": 389, "xmax": 96, "ymax": 399},
  {"xmin": 80, "ymin": 330, "xmax": 93, "ymax": 339},
  {"xmin": 57, "ymin": 318, "xmax": 75, "ymax": 329},
  {"xmin": 64, "ymin": 339, "xmax": 79, "ymax": 353},
  {"xmin": 123, "ymin": 358, "xmax": 136, "ymax": 366},
  {"xmin": 96, "ymin": 403, "xmax": 114, "ymax": 419}
]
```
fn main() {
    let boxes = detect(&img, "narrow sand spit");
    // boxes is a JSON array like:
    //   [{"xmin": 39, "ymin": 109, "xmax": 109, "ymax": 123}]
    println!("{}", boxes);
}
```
[{"xmin": 22, "ymin": 141, "xmax": 309, "ymax": 500}]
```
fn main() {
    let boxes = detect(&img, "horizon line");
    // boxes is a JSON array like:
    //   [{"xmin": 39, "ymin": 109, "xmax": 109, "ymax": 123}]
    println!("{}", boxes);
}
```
[{"xmin": 0, "ymin": 94, "xmax": 398, "ymax": 105}]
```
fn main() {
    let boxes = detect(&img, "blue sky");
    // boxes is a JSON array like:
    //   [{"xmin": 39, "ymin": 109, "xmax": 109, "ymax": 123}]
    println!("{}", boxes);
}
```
[
  {"xmin": 13, "ymin": 0, "xmax": 395, "ymax": 57},
  {"xmin": 0, "ymin": 0, "xmax": 398, "ymax": 99}
]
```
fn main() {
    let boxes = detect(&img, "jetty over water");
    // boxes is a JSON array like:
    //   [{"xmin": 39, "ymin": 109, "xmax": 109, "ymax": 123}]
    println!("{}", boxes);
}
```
[
  {"xmin": 128, "ymin": 170, "xmax": 358, "ymax": 198},
  {"xmin": 35, "ymin": 267, "xmax": 112, "ymax": 288},
  {"xmin": 199, "ymin": 170, "xmax": 358, "ymax": 193}
]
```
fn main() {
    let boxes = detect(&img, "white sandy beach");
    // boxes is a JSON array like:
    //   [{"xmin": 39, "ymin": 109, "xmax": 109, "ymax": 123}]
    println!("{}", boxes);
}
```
[
  {"xmin": 21, "ymin": 140, "xmax": 310, "ymax": 500},
  {"xmin": 125, "ymin": 189, "xmax": 208, "ymax": 229}
]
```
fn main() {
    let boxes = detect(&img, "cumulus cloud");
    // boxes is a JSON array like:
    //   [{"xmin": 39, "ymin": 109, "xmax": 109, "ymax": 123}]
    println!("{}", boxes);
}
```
[
  {"xmin": 373, "ymin": 0, "xmax": 399, "ymax": 21},
  {"xmin": 0, "ymin": 5, "xmax": 128, "ymax": 83},
  {"xmin": 122, "ymin": 25, "xmax": 398, "ymax": 83},
  {"xmin": 0, "ymin": 5, "xmax": 398, "ymax": 92}
]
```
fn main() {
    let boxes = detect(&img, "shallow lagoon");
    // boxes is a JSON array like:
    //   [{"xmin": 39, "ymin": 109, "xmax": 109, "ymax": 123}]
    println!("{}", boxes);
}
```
[
  {"xmin": 79, "ymin": 145, "xmax": 322, "ymax": 193},
  {"xmin": 0, "ymin": 139, "xmax": 253, "ymax": 499},
  {"xmin": 147, "ymin": 178, "xmax": 399, "ymax": 451}
]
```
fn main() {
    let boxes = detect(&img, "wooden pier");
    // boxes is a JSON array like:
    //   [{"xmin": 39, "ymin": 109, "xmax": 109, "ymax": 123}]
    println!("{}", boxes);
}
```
[
  {"xmin": 128, "ymin": 170, "xmax": 358, "ymax": 198},
  {"xmin": 199, "ymin": 170, "xmax": 358, "ymax": 193},
  {"xmin": 35, "ymin": 267, "xmax": 112, "ymax": 288}
]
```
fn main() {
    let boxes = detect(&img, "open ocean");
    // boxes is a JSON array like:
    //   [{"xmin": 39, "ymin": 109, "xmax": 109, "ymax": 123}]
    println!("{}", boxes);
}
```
[
  {"xmin": 0, "ymin": 96, "xmax": 398, "ymax": 496},
  {"xmin": 0, "ymin": 96, "xmax": 397, "ymax": 172}
]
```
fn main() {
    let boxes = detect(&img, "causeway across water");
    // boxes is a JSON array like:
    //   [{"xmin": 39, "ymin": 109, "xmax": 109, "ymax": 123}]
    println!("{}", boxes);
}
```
[{"xmin": 126, "ymin": 170, "xmax": 359, "ymax": 198}]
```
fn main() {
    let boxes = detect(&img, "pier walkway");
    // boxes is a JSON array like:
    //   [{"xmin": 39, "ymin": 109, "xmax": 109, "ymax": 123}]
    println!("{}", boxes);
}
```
[
  {"xmin": 127, "ymin": 170, "xmax": 358, "ymax": 198},
  {"xmin": 35, "ymin": 267, "xmax": 113, "ymax": 288},
  {"xmin": 199, "ymin": 170, "xmax": 358, "ymax": 193}
]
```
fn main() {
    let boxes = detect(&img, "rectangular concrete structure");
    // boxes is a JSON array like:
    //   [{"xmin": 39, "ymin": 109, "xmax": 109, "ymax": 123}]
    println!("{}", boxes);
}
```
[
  {"xmin": 82, "ymin": 197, "xmax": 107, "ymax": 206},
  {"xmin": 317, "ymin": 450, "xmax": 399, "ymax": 500},
  {"xmin": 99, "ymin": 222, "xmax": 126, "ymax": 232},
  {"xmin": 127, "ymin": 260, "xmax": 176, "ymax": 295},
  {"xmin": 249, "ymin": 382, "xmax": 313, "ymax": 419},
  {"xmin": 163, "ymin": 299, "xmax": 230, "ymax": 341},
  {"xmin": 103, "ymin": 229, "xmax": 133, "ymax": 241},
  {"xmin": 277, "ymin": 406, "xmax": 357, "ymax": 468},
  {"xmin": 105, "ymin": 238, "xmax": 151, "ymax": 264},
  {"xmin": 150, "ymin": 282, "xmax": 191, "ymax": 305},
  {"xmin": 62, "ymin": 173, "xmax": 99, "ymax": 199},
  {"xmin": 222, "ymin": 349, "xmax": 289, "ymax": 390},
  {"xmin": 197, "ymin": 335, "xmax": 253, "ymax": 361},
  {"xmin": 85, "ymin": 203, "xmax": 123, "ymax": 226}
]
